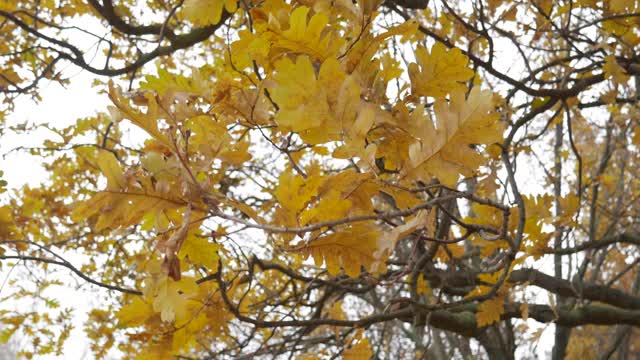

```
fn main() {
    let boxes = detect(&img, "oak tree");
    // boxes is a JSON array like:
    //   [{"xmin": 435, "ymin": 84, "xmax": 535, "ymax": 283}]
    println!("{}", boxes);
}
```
[{"xmin": 1, "ymin": 0, "xmax": 640, "ymax": 358}]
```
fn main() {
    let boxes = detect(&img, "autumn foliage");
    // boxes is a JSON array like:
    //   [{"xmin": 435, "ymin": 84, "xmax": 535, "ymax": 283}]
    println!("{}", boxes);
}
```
[{"xmin": 1, "ymin": 0, "xmax": 640, "ymax": 358}]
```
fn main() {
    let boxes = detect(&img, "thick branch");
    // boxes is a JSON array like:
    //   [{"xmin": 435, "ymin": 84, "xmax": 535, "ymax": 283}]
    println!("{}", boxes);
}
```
[
  {"xmin": 0, "ymin": 254, "xmax": 141, "ymax": 295},
  {"xmin": 86, "ymin": 0, "xmax": 175, "ymax": 39},
  {"xmin": 550, "ymin": 233, "xmax": 640, "ymax": 255},
  {"xmin": 0, "ymin": 9, "xmax": 230, "ymax": 77},
  {"xmin": 510, "ymin": 269, "xmax": 640, "ymax": 310}
]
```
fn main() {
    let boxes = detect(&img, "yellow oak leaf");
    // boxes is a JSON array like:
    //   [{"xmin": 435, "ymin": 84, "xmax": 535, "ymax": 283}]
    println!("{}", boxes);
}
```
[
  {"xmin": 135, "ymin": 335, "xmax": 173, "ymax": 360},
  {"xmin": 417, "ymin": 273, "xmax": 431, "ymax": 295},
  {"xmin": 188, "ymin": 115, "xmax": 252, "ymax": 165},
  {"xmin": 520, "ymin": 302, "xmax": 529, "ymax": 321},
  {"xmin": 524, "ymin": 195, "xmax": 552, "ymax": 218},
  {"xmin": 299, "ymin": 223, "xmax": 384, "ymax": 277},
  {"xmin": 171, "ymin": 297, "xmax": 214, "ymax": 352},
  {"xmin": 379, "ymin": 210, "xmax": 427, "ymax": 253},
  {"xmin": 633, "ymin": 127, "xmax": 640, "ymax": 145},
  {"xmin": 382, "ymin": 186, "xmax": 422, "ymax": 210},
  {"xmin": 178, "ymin": 231, "xmax": 221, "ymax": 270},
  {"xmin": 0, "ymin": 206, "xmax": 17, "ymax": 239},
  {"xmin": 408, "ymin": 42, "xmax": 474, "ymax": 98},
  {"xmin": 183, "ymin": 0, "xmax": 236, "ymax": 26},
  {"xmin": 230, "ymin": 29, "xmax": 270, "ymax": 69},
  {"xmin": 275, "ymin": 7, "xmax": 338, "ymax": 60},
  {"xmin": 524, "ymin": 225, "xmax": 552, "ymax": 260},
  {"xmin": 328, "ymin": 301, "xmax": 346, "ymax": 321},
  {"xmin": 273, "ymin": 167, "xmax": 325, "ymax": 214},
  {"xmin": 318, "ymin": 170, "xmax": 379, "ymax": 214},
  {"xmin": 72, "ymin": 191, "xmax": 181, "ymax": 232},
  {"xmin": 478, "ymin": 270, "xmax": 504, "ymax": 286},
  {"xmin": 299, "ymin": 188, "xmax": 352, "ymax": 225},
  {"xmin": 603, "ymin": 55, "xmax": 629, "ymax": 85},
  {"xmin": 433, "ymin": 240, "xmax": 466, "ymax": 262},
  {"xmin": 152, "ymin": 277, "xmax": 198, "ymax": 323},
  {"xmin": 116, "ymin": 297, "xmax": 154, "ymax": 327},
  {"xmin": 337, "ymin": 75, "xmax": 365, "ymax": 134},
  {"xmin": 609, "ymin": 0, "xmax": 629, "ymax": 12},
  {"xmin": 556, "ymin": 195, "xmax": 578, "ymax": 220},
  {"xmin": 272, "ymin": 166, "xmax": 325, "ymax": 244},
  {"xmin": 406, "ymin": 86, "xmax": 503, "ymax": 186},
  {"xmin": 296, "ymin": 354, "xmax": 321, "ymax": 360},
  {"xmin": 465, "ymin": 203, "xmax": 511, "ymax": 231},
  {"xmin": 334, "ymin": 102, "xmax": 375, "ymax": 160},
  {"xmin": 476, "ymin": 295, "xmax": 505, "ymax": 327},
  {"xmin": 325, "ymin": 300, "xmax": 347, "ymax": 335},
  {"xmin": 96, "ymin": 151, "xmax": 125, "ymax": 190},
  {"xmin": 270, "ymin": 56, "xmax": 329, "ymax": 131},
  {"xmin": 523, "ymin": 194, "xmax": 552, "ymax": 233},
  {"xmin": 366, "ymin": 118, "xmax": 415, "ymax": 173},
  {"xmin": 344, "ymin": 20, "xmax": 418, "ymax": 74},
  {"xmin": 0, "ymin": 170, "xmax": 6, "ymax": 194},
  {"xmin": 602, "ymin": 18, "xmax": 632, "ymax": 38},
  {"xmin": 108, "ymin": 82, "xmax": 172, "ymax": 148},
  {"xmin": 269, "ymin": 56, "xmax": 355, "ymax": 144},
  {"xmin": 0, "ymin": 0, "xmax": 17, "ymax": 11},
  {"xmin": 343, "ymin": 335, "xmax": 373, "ymax": 360},
  {"xmin": 0, "ymin": 68, "xmax": 21, "ymax": 87},
  {"xmin": 251, "ymin": 6, "xmax": 345, "ymax": 62},
  {"xmin": 140, "ymin": 68, "xmax": 200, "ymax": 96}
]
